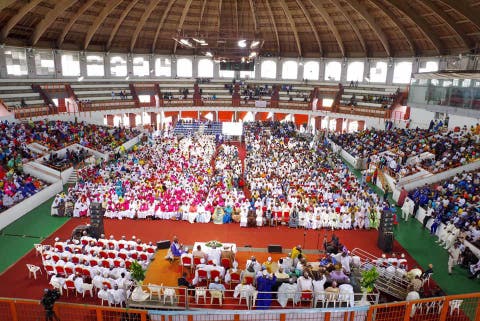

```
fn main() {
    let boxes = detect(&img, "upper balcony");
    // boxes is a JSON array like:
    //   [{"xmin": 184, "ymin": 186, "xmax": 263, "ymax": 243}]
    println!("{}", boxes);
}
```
[{"xmin": 408, "ymin": 71, "xmax": 480, "ymax": 117}]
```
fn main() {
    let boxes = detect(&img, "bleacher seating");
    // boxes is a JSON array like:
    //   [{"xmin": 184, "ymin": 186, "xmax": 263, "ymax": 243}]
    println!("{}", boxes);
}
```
[{"xmin": 0, "ymin": 83, "xmax": 44, "ymax": 110}]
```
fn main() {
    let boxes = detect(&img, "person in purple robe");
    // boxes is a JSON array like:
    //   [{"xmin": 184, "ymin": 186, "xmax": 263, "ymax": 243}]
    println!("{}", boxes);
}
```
[{"xmin": 255, "ymin": 271, "xmax": 277, "ymax": 309}]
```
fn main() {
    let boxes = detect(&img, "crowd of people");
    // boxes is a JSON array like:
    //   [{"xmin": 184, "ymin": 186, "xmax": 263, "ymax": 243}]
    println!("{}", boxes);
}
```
[{"xmin": 243, "ymin": 122, "xmax": 382, "ymax": 230}]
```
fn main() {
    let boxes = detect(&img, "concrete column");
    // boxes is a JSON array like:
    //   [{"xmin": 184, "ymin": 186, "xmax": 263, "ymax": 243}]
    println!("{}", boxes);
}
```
[
  {"xmin": 54, "ymin": 50, "xmax": 63, "ymax": 78},
  {"xmin": 79, "ymin": 52, "xmax": 87, "ymax": 77},
  {"xmin": 297, "ymin": 61, "xmax": 304, "ymax": 81},
  {"xmin": 318, "ymin": 60, "xmax": 325, "ymax": 81},
  {"xmin": 104, "ymin": 53, "xmax": 111, "ymax": 78},
  {"xmin": 0, "ymin": 47, "xmax": 7, "ymax": 78},
  {"xmin": 127, "ymin": 54, "xmax": 133, "ymax": 78},
  {"xmin": 357, "ymin": 120, "xmax": 365, "ymax": 131},
  {"xmin": 340, "ymin": 60, "xmax": 348, "ymax": 84},
  {"xmin": 335, "ymin": 118, "xmax": 344, "ymax": 133},
  {"xmin": 192, "ymin": 56, "xmax": 198, "ymax": 78},
  {"xmin": 128, "ymin": 113, "xmax": 137, "ymax": 128},
  {"xmin": 386, "ymin": 60, "xmax": 394, "ymax": 85},
  {"xmin": 106, "ymin": 115, "xmax": 115, "ymax": 126},
  {"xmin": 171, "ymin": 57, "xmax": 177, "ymax": 78}
]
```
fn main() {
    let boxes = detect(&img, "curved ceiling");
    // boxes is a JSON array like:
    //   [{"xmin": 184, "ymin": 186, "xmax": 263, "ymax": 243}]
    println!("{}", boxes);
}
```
[{"xmin": 0, "ymin": 0, "xmax": 479, "ymax": 58}]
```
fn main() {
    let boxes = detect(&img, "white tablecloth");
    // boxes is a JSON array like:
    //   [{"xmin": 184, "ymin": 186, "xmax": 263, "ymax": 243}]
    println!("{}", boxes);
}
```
[{"xmin": 193, "ymin": 242, "xmax": 237, "ymax": 254}]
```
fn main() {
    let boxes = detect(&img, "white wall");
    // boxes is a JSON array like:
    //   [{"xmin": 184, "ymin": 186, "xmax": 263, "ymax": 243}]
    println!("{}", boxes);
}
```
[
  {"xmin": 408, "ymin": 107, "xmax": 434, "ymax": 128},
  {"xmin": 448, "ymin": 114, "xmax": 480, "ymax": 129},
  {"xmin": 23, "ymin": 162, "xmax": 61, "ymax": 184}
]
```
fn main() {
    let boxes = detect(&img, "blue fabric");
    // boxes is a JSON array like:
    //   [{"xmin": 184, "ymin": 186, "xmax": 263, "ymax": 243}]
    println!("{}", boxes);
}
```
[{"xmin": 255, "ymin": 275, "xmax": 277, "ymax": 309}]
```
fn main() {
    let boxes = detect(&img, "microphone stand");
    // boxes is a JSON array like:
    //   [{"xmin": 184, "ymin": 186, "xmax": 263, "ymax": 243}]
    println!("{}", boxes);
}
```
[{"xmin": 303, "ymin": 232, "xmax": 306, "ymax": 249}]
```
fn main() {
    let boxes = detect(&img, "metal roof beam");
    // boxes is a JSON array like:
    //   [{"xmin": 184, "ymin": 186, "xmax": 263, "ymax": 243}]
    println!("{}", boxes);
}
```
[
  {"xmin": 1, "ymin": 0, "xmax": 42, "ymax": 41},
  {"xmin": 342, "ymin": 0, "xmax": 391, "ymax": 56},
  {"xmin": 278, "ymin": 0, "xmax": 302, "ymax": 56},
  {"xmin": 328, "ymin": 0, "xmax": 367, "ymax": 55},
  {"xmin": 388, "ymin": 0, "xmax": 443, "ymax": 54},
  {"xmin": 106, "ymin": 0, "xmax": 140, "ymax": 51},
  {"xmin": 295, "ymin": 0, "xmax": 322, "ymax": 56},
  {"xmin": 264, "ymin": 0, "xmax": 280, "ymax": 55},
  {"xmin": 84, "ymin": 0, "xmax": 124, "ymax": 50},
  {"xmin": 130, "ymin": 0, "xmax": 163, "ymax": 52},
  {"xmin": 418, "ymin": 0, "xmax": 472, "ymax": 50},
  {"xmin": 173, "ymin": 0, "xmax": 194, "ymax": 54},
  {"xmin": 57, "ymin": 0, "xmax": 97, "ymax": 48},
  {"xmin": 309, "ymin": 0, "xmax": 345, "ymax": 56},
  {"xmin": 31, "ymin": 0, "xmax": 78, "ymax": 46}
]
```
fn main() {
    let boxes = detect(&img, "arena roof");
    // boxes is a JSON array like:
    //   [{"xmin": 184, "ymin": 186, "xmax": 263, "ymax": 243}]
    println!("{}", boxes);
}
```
[{"xmin": 0, "ymin": 0, "xmax": 480, "ymax": 58}]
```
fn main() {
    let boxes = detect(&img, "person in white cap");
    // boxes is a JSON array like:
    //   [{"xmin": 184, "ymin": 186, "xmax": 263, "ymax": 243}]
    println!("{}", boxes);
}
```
[{"xmin": 208, "ymin": 277, "xmax": 226, "ymax": 292}]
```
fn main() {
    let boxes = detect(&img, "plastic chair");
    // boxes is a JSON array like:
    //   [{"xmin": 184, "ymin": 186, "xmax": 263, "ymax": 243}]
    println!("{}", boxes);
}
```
[
  {"xmin": 147, "ymin": 283, "xmax": 163, "ymax": 301},
  {"xmin": 44, "ymin": 265, "xmax": 55, "ymax": 277},
  {"xmin": 26, "ymin": 264, "xmax": 42, "ymax": 279},
  {"xmin": 244, "ymin": 276, "xmax": 254, "ymax": 285},
  {"xmin": 210, "ymin": 270, "xmax": 221, "ymax": 284},
  {"xmin": 55, "ymin": 265, "xmax": 65, "ymax": 276},
  {"xmin": 422, "ymin": 273, "xmax": 433, "ymax": 288},
  {"xmin": 195, "ymin": 287, "xmax": 207, "ymax": 304},
  {"xmin": 34, "ymin": 244, "xmax": 44, "ymax": 257},
  {"xmin": 82, "ymin": 283, "xmax": 94, "ymax": 298},
  {"xmin": 313, "ymin": 291, "xmax": 326, "ymax": 308},
  {"xmin": 209, "ymin": 289, "xmax": 223, "ymax": 305},
  {"xmin": 163, "ymin": 287, "xmax": 176, "ymax": 305},
  {"xmin": 449, "ymin": 300, "xmax": 463, "ymax": 315}
]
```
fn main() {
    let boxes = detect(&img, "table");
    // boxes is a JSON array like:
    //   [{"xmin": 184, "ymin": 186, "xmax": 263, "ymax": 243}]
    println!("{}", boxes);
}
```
[{"xmin": 193, "ymin": 242, "xmax": 237, "ymax": 254}]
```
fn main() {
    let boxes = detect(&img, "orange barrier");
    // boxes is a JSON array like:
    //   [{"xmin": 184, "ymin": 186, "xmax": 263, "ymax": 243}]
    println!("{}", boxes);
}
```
[{"xmin": 1, "ymin": 293, "xmax": 478, "ymax": 321}]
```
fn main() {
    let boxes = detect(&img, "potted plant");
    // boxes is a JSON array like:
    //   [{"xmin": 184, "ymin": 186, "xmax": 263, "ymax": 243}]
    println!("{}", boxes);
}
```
[
  {"xmin": 359, "ymin": 267, "xmax": 379, "ymax": 305},
  {"xmin": 129, "ymin": 261, "xmax": 149, "ymax": 302}
]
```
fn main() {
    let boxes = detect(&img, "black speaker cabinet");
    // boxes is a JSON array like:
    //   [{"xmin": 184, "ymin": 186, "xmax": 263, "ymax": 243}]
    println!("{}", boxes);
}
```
[
  {"xmin": 89, "ymin": 202, "xmax": 105, "ymax": 239},
  {"xmin": 377, "ymin": 231, "xmax": 394, "ymax": 253},
  {"xmin": 268, "ymin": 244, "xmax": 282, "ymax": 253},
  {"xmin": 157, "ymin": 240, "xmax": 171, "ymax": 250}
]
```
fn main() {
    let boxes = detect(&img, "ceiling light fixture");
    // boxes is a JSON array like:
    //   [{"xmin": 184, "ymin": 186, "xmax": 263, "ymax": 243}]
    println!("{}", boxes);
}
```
[
  {"xmin": 238, "ymin": 40, "xmax": 247, "ymax": 48},
  {"xmin": 192, "ymin": 37, "xmax": 205, "ymax": 44},
  {"xmin": 205, "ymin": 51, "xmax": 213, "ymax": 57},
  {"xmin": 180, "ymin": 39, "xmax": 193, "ymax": 47},
  {"xmin": 249, "ymin": 52, "xmax": 257, "ymax": 58},
  {"xmin": 250, "ymin": 40, "xmax": 260, "ymax": 48}
]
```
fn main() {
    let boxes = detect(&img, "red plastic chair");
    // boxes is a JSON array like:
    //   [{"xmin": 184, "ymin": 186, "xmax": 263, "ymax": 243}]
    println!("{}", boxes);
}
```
[
  {"xmin": 89, "ymin": 260, "xmax": 98, "ymax": 267},
  {"xmin": 130, "ymin": 253, "xmax": 138, "ymax": 260},
  {"xmin": 74, "ymin": 266, "xmax": 83, "ymax": 275},
  {"xmin": 65, "ymin": 280, "xmax": 76, "ymax": 296},
  {"xmin": 210, "ymin": 270, "xmax": 221, "ymax": 284},
  {"xmin": 55, "ymin": 265, "xmax": 65, "ymax": 276},
  {"xmin": 71, "ymin": 256, "xmax": 80, "ymax": 264},
  {"xmin": 244, "ymin": 276, "xmax": 254, "ymax": 285},
  {"xmin": 102, "ymin": 260, "xmax": 110, "ymax": 268},
  {"xmin": 64, "ymin": 267, "xmax": 74, "ymax": 275},
  {"xmin": 125, "ymin": 261, "xmax": 132, "ymax": 270},
  {"xmin": 193, "ymin": 257, "xmax": 202, "ymax": 266},
  {"xmin": 139, "ymin": 253, "xmax": 148, "ymax": 261},
  {"xmin": 108, "ymin": 252, "xmax": 116, "ymax": 259},
  {"xmin": 181, "ymin": 256, "xmax": 193, "ymax": 272}
]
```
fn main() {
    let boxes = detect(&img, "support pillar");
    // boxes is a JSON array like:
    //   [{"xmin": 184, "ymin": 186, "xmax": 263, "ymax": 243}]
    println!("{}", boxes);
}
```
[
  {"xmin": 57, "ymin": 98, "xmax": 66, "ymax": 113},
  {"xmin": 335, "ymin": 118, "xmax": 344, "ymax": 133},
  {"xmin": 315, "ymin": 116, "xmax": 322, "ymax": 130},
  {"xmin": 149, "ymin": 112, "xmax": 157, "ymax": 129},
  {"xmin": 128, "ymin": 113, "xmax": 137, "ymax": 128},
  {"xmin": 357, "ymin": 120, "xmax": 365, "ymax": 131},
  {"xmin": 106, "ymin": 115, "xmax": 114, "ymax": 127}
]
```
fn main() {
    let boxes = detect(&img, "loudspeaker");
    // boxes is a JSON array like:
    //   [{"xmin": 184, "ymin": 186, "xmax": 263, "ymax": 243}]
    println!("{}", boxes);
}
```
[
  {"xmin": 157, "ymin": 240, "xmax": 171, "ymax": 250},
  {"xmin": 268, "ymin": 244, "xmax": 282, "ymax": 253},
  {"xmin": 379, "ymin": 209, "xmax": 394, "ymax": 233},
  {"xmin": 377, "ymin": 231, "xmax": 394, "ymax": 252},
  {"xmin": 89, "ymin": 202, "xmax": 105, "ymax": 239}
]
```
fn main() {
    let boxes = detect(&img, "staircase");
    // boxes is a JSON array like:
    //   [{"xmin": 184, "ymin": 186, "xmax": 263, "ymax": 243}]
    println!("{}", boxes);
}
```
[
  {"xmin": 66, "ymin": 168, "xmax": 78, "ymax": 185},
  {"xmin": 351, "ymin": 248, "xmax": 410, "ymax": 300},
  {"xmin": 129, "ymin": 84, "xmax": 140, "ymax": 108}
]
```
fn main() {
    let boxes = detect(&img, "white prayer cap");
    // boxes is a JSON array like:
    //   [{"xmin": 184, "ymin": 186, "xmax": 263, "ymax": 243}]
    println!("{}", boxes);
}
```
[
  {"xmin": 267, "ymin": 257, "xmax": 272, "ymax": 262},
  {"xmin": 214, "ymin": 277, "xmax": 219, "ymax": 282},
  {"xmin": 232, "ymin": 261, "xmax": 238, "ymax": 268},
  {"xmin": 54, "ymin": 237, "xmax": 60, "ymax": 242},
  {"xmin": 109, "ymin": 235, "xmax": 114, "ymax": 239},
  {"xmin": 184, "ymin": 247, "xmax": 189, "ymax": 252},
  {"xmin": 200, "ymin": 258, "xmax": 205, "ymax": 264},
  {"xmin": 262, "ymin": 270, "xmax": 268, "ymax": 276},
  {"xmin": 132, "ymin": 236, "xmax": 136, "ymax": 239},
  {"xmin": 103, "ymin": 271, "xmax": 109, "ymax": 277}
]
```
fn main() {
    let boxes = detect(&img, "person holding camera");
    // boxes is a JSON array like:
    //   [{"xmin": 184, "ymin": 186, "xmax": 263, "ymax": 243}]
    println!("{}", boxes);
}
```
[{"xmin": 41, "ymin": 288, "xmax": 60, "ymax": 321}]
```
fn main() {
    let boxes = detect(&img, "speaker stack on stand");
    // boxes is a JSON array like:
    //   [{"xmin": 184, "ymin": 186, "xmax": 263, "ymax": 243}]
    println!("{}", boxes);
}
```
[
  {"xmin": 377, "ymin": 208, "xmax": 394, "ymax": 253},
  {"xmin": 89, "ymin": 202, "xmax": 105, "ymax": 239}
]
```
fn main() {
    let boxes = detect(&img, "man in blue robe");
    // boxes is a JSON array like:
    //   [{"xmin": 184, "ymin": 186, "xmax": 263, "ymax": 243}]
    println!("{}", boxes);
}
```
[{"xmin": 255, "ymin": 271, "xmax": 277, "ymax": 309}]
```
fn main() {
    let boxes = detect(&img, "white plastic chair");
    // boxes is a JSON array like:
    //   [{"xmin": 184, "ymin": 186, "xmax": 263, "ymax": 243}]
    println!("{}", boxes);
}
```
[
  {"xmin": 82, "ymin": 283, "xmax": 94, "ymax": 298},
  {"xmin": 195, "ymin": 287, "xmax": 207, "ymax": 304},
  {"xmin": 34, "ymin": 244, "xmax": 44, "ymax": 257},
  {"xmin": 422, "ymin": 273, "xmax": 433, "ymax": 287},
  {"xmin": 449, "ymin": 299, "xmax": 463, "ymax": 315},
  {"xmin": 209, "ymin": 289, "xmax": 223, "ymax": 305},
  {"xmin": 147, "ymin": 283, "xmax": 163, "ymax": 301},
  {"xmin": 26, "ymin": 264, "xmax": 42, "ymax": 279},
  {"xmin": 313, "ymin": 291, "xmax": 326, "ymax": 308},
  {"xmin": 163, "ymin": 287, "xmax": 176, "ymax": 305}
]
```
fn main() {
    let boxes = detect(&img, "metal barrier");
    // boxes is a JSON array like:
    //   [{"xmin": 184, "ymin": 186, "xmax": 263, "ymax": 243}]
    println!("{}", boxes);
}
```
[{"xmin": 1, "ymin": 293, "xmax": 479, "ymax": 321}]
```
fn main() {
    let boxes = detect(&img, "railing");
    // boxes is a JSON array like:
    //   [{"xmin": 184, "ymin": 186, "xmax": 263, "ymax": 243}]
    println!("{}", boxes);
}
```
[
  {"xmin": 40, "ymin": 84, "xmax": 66, "ymax": 91},
  {"xmin": 78, "ymin": 100, "xmax": 137, "ymax": 111},
  {"xmin": 1, "ymin": 293, "xmax": 479, "ymax": 321},
  {"xmin": 337, "ymin": 105, "xmax": 390, "ymax": 118},
  {"xmin": 13, "ymin": 105, "xmax": 58, "ymax": 119},
  {"xmin": 128, "ymin": 285, "xmax": 379, "ymax": 310}
]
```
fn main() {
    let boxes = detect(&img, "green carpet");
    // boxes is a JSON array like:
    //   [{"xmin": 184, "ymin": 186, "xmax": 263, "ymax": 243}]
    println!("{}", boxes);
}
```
[{"xmin": 0, "ymin": 194, "xmax": 70, "ymax": 273}]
